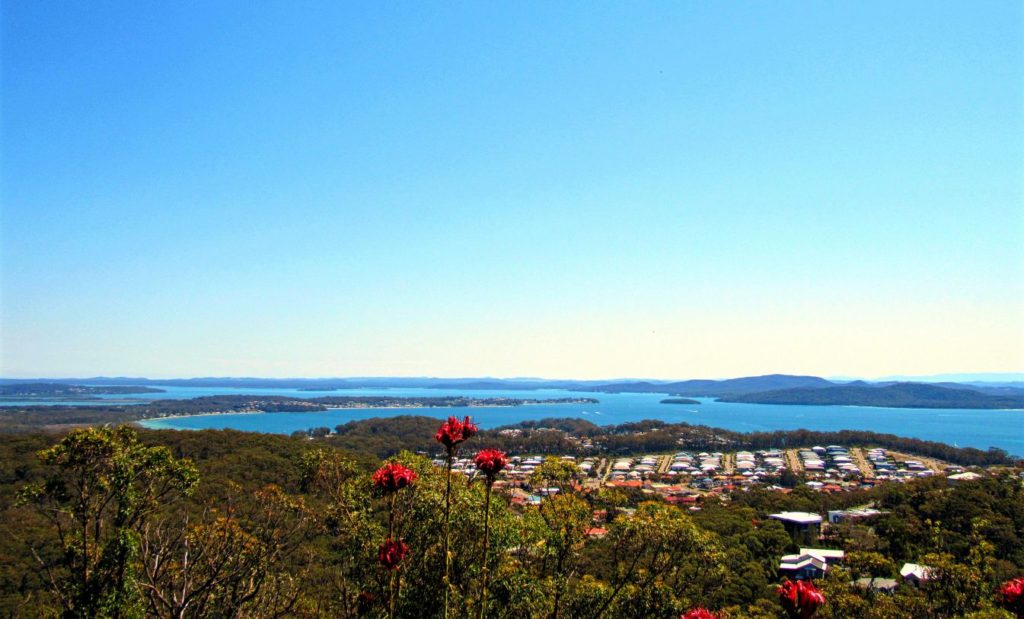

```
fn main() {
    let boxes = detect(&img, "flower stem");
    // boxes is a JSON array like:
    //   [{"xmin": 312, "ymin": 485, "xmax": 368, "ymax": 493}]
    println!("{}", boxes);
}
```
[
  {"xmin": 477, "ymin": 480, "xmax": 493, "ymax": 619},
  {"xmin": 388, "ymin": 490, "xmax": 398, "ymax": 618},
  {"xmin": 388, "ymin": 570, "xmax": 397, "ymax": 619},
  {"xmin": 389, "ymin": 493, "xmax": 396, "ymax": 538},
  {"xmin": 442, "ymin": 451, "xmax": 453, "ymax": 619}
]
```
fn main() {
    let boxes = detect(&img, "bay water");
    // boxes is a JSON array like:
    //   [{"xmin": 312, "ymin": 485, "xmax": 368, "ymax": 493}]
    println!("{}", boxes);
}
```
[{"xmin": 88, "ymin": 386, "xmax": 1024, "ymax": 456}]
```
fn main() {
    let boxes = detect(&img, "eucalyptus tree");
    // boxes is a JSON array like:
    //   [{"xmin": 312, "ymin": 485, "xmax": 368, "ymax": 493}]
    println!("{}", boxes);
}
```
[{"xmin": 18, "ymin": 426, "xmax": 198, "ymax": 618}]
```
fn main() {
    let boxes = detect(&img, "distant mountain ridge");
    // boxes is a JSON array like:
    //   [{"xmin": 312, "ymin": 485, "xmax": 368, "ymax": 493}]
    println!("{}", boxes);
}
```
[
  {"xmin": 591, "ymin": 374, "xmax": 834, "ymax": 396},
  {"xmin": 722, "ymin": 382, "xmax": 1024, "ymax": 409},
  {"xmin": 834, "ymin": 380, "xmax": 1024, "ymax": 397}
]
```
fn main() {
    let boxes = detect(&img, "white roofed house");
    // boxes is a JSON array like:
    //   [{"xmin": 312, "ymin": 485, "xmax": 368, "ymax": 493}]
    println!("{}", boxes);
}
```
[
  {"xmin": 900, "ymin": 563, "xmax": 933, "ymax": 586},
  {"xmin": 779, "ymin": 553, "xmax": 827, "ymax": 580},
  {"xmin": 800, "ymin": 548, "xmax": 844, "ymax": 563},
  {"xmin": 947, "ymin": 471, "xmax": 983, "ymax": 485},
  {"xmin": 778, "ymin": 549, "xmax": 845, "ymax": 580},
  {"xmin": 769, "ymin": 512, "xmax": 823, "ymax": 543}
]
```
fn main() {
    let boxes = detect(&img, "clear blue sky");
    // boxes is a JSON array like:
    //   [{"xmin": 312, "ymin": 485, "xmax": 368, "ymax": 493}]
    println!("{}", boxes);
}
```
[{"xmin": 2, "ymin": 2, "xmax": 1022, "ymax": 379}]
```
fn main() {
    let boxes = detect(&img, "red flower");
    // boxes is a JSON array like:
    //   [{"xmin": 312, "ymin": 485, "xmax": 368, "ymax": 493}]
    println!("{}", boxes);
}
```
[
  {"xmin": 435, "ymin": 416, "xmax": 478, "ymax": 451},
  {"xmin": 778, "ymin": 579, "xmax": 825, "ymax": 619},
  {"xmin": 378, "ymin": 538, "xmax": 409, "ymax": 570},
  {"xmin": 681, "ymin": 608, "xmax": 717, "ymax": 619},
  {"xmin": 474, "ymin": 449, "xmax": 509, "ymax": 479},
  {"xmin": 1001, "ymin": 577, "xmax": 1024, "ymax": 615},
  {"xmin": 372, "ymin": 462, "xmax": 418, "ymax": 493}
]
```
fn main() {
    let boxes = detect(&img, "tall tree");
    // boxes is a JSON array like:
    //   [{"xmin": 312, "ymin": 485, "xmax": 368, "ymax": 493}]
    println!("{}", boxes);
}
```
[{"xmin": 18, "ymin": 426, "xmax": 198, "ymax": 618}]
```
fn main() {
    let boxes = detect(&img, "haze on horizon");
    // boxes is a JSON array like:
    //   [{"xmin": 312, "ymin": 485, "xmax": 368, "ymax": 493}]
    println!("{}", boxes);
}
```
[{"xmin": 2, "ymin": 3, "xmax": 1023, "ymax": 380}]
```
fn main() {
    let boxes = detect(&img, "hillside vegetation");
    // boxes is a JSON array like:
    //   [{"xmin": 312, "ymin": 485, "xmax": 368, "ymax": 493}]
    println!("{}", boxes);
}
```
[{"xmin": 0, "ymin": 423, "xmax": 1021, "ymax": 618}]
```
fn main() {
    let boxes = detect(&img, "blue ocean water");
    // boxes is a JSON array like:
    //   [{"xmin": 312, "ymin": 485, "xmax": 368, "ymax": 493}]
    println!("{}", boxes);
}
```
[{"xmin": 112, "ymin": 386, "xmax": 1024, "ymax": 456}]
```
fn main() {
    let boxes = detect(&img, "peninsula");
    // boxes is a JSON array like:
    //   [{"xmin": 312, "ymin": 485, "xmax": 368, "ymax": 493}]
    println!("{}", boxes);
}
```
[
  {"xmin": 0, "ymin": 394, "xmax": 599, "ymax": 432},
  {"xmin": 0, "ymin": 382, "xmax": 166, "ymax": 398}
]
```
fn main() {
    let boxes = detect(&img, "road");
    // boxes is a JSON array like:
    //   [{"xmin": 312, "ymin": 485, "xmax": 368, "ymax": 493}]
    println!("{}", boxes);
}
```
[
  {"xmin": 850, "ymin": 448, "xmax": 874, "ymax": 477},
  {"xmin": 785, "ymin": 449, "xmax": 803, "ymax": 473},
  {"xmin": 887, "ymin": 450, "xmax": 945, "ymax": 473},
  {"xmin": 656, "ymin": 454, "xmax": 672, "ymax": 475}
]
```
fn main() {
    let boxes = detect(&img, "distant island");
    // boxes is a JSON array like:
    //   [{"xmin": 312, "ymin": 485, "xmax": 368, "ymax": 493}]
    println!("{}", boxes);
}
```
[
  {"xmin": 0, "ymin": 382, "xmax": 166, "ymax": 398},
  {"xmin": 721, "ymin": 383, "xmax": 1024, "ymax": 409},
  {"xmin": 594, "ymin": 374, "xmax": 837, "ymax": 396},
  {"xmin": 659, "ymin": 398, "xmax": 700, "ymax": 405}
]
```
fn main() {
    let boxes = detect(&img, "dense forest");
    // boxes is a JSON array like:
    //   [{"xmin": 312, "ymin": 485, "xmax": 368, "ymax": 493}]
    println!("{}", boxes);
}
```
[{"xmin": 0, "ymin": 421, "xmax": 1021, "ymax": 618}]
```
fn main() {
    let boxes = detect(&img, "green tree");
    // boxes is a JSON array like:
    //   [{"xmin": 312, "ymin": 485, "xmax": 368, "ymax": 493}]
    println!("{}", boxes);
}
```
[
  {"xmin": 588, "ymin": 488, "xmax": 627, "ymax": 524},
  {"xmin": 845, "ymin": 551, "xmax": 897, "ymax": 580},
  {"xmin": 299, "ymin": 447, "xmax": 381, "ymax": 617},
  {"xmin": 18, "ymin": 426, "xmax": 198, "ymax": 618},
  {"xmin": 530, "ymin": 459, "xmax": 581, "ymax": 495},
  {"xmin": 531, "ymin": 492, "xmax": 591, "ymax": 619},
  {"xmin": 138, "ymin": 484, "xmax": 310, "ymax": 618},
  {"xmin": 588, "ymin": 502, "xmax": 725, "ymax": 618}
]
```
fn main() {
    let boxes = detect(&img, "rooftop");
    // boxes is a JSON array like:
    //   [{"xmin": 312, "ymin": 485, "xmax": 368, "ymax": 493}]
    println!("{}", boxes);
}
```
[
  {"xmin": 799, "ymin": 548, "xmax": 845, "ymax": 560},
  {"xmin": 769, "ymin": 511, "xmax": 823, "ymax": 525},
  {"xmin": 900, "ymin": 563, "xmax": 933, "ymax": 581}
]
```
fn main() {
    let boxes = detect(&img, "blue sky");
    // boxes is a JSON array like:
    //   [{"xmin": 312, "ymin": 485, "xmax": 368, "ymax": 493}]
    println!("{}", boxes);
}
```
[{"xmin": 2, "ymin": 2, "xmax": 1022, "ymax": 379}]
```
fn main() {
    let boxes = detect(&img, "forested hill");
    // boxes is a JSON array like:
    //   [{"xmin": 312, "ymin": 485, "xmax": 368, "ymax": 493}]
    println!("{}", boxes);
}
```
[
  {"xmin": 721, "ymin": 382, "xmax": 1024, "ymax": 409},
  {"xmin": 592, "ymin": 374, "xmax": 835, "ymax": 395}
]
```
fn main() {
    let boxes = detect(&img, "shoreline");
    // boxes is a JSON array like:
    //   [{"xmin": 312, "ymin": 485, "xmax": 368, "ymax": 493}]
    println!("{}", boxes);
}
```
[
  {"xmin": 133, "ymin": 410, "xmax": 1023, "ymax": 458},
  {"xmin": 136, "ymin": 401, "xmax": 582, "ymax": 426}
]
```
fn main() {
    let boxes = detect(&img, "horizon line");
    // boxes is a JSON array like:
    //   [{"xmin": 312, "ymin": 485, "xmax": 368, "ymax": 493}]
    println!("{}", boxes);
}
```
[{"xmin": 2, "ymin": 372, "xmax": 1023, "ymax": 383}]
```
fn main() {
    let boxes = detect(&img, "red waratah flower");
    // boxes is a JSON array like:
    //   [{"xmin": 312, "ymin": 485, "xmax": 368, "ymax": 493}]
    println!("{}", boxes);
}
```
[
  {"xmin": 434, "ymin": 416, "xmax": 478, "ymax": 451},
  {"xmin": 475, "ymin": 449, "xmax": 509, "ymax": 479},
  {"xmin": 681, "ymin": 608, "xmax": 717, "ymax": 619},
  {"xmin": 378, "ymin": 538, "xmax": 409, "ymax": 570},
  {"xmin": 778, "ymin": 579, "xmax": 825, "ymax": 619},
  {"xmin": 1001, "ymin": 577, "xmax": 1024, "ymax": 616},
  {"xmin": 372, "ymin": 462, "xmax": 418, "ymax": 493}
]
